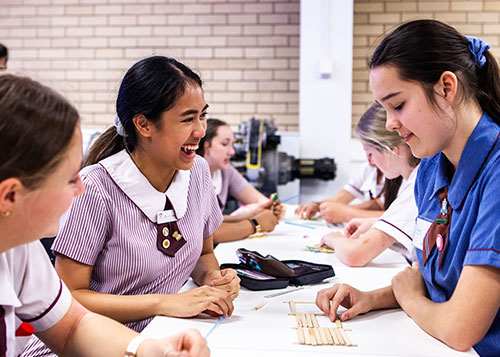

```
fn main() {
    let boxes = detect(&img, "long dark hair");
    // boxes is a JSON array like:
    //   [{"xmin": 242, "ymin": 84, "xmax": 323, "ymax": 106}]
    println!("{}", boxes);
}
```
[
  {"xmin": 0, "ymin": 74, "xmax": 79, "ymax": 189},
  {"xmin": 370, "ymin": 19, "xmax": 500, "ymax": 125},
  {"xmin": 84, "ymin": 56, "xmax": 203, "ymax": 166},
  {"xmin": 356, "ymin": 102, "xmax": 419, "ymax": 209},
  {"xmin": 196, "ymin": 118, "xmax": 228, "ymax": 157}
]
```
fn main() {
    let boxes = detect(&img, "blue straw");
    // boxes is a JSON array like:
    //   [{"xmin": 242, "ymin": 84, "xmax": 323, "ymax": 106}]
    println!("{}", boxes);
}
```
[
  {"xmin": 204, "ymin": 316, "xmax": 224, "ymax": 339},
  {"xmin": 284, "ymin": 221, "xmax": 317, "ymax": 229},
  {"xmin": 280, "ymin": 194, "xmax": 299, "ymax": 204}
]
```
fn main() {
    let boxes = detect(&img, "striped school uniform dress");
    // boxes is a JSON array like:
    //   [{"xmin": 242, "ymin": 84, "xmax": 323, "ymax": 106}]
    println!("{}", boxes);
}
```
[{"xmin": 21, "ymin": 151, "xmax": 222, "ymax": 356}]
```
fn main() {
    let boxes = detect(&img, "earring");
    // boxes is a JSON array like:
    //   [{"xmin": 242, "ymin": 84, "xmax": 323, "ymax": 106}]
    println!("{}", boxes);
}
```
[{"xmin": 1, "ymin": 211, "xmax": 10, "ymax": 217}]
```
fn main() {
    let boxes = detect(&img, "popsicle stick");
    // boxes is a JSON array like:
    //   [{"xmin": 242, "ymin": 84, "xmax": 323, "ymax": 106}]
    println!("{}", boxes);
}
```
[
  {"xmin": 297, "ymin": 327, "xmax": 305, "ymax": 344},
  {"xmin": 300, "ymin": 313, "xmax": 308, "ymax": 328},
  {"xmin": 334, "ymin": 328, "xmax": 345, "ymax": 345},
  {"xmin": 329, "ymin": 328, "xmax": 339, "ymax": 344},
  {"xmin": 312, "ymin": 314, "xmax": 319, "ymax": 327},
  {"xmin": 322, "ymin": 327, "xmax": 333, "ymax": 345},
  {"xmin": 305, "ymin": 313, "xmax": 313, "ymax": 327},
  {"xmin": 339, "ymin": 328, "xmax": 353, "ymax": 346},
  {"xmin": 303, "ymin": 327, "xmax": 312, "ymax": 345},
  {"xmin": 289, "ymin": 301, "xmax": 297, "ymax": 314},
  {"xmin": 252, "ymin": 301, "xmax": 268, "ymax": 311},
  {"xmin": 308, "ymin": 328, "xmax": 317, "ymax": 346},
  {"xmin": 313, "ymin": 327, "xmax": 323, "ymax": 345}
]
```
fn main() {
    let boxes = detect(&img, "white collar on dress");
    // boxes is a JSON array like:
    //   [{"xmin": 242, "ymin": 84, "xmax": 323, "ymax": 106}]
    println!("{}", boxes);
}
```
[
  {"xmin": 100, "ymin": 150, "xmax": 190, "ymax": 223},
  {"xmin": 212, "ymin": 169, "xmax": 222, "ymax": 195}
]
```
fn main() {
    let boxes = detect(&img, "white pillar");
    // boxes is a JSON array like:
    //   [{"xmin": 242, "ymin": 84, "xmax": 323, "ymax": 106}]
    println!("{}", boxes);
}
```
[{"xmin": 299, "ymin": 0, "xmax": 354, "ymax": 204}]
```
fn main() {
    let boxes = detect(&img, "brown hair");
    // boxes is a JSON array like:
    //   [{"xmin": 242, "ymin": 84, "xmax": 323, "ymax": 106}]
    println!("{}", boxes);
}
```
[
  {"xmin": 356, "ymin": 102, "xmax": 420, "ymax": 209},
  {"xmin": 196, "ymin": 118, "xmax": 228, "ymax": 157},
  {"xmin": 0, "ymin": 74, "xmax": 79, "ymax": 189}
]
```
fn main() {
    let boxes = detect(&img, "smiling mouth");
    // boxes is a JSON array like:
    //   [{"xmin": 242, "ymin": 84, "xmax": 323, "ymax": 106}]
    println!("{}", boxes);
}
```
[
  {"xmin": 402, "ymin": 133, "xmax": 414, "ymax": 143},
  {"xmin": 181, "ymin": 144, "xmax": 198, "ymax": 155}
]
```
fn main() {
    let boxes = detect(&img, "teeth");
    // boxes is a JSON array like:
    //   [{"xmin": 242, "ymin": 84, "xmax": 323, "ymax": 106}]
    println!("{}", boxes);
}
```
[{"xmin": 182, "ymin": 145, "xmax": 198, "ymax": 151}]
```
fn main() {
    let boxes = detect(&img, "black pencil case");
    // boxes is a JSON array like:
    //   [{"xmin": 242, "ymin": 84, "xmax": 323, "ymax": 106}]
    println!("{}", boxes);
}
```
[{"xmin": 220, "ymin": 248, "xmax": 335, "ymax": 291}]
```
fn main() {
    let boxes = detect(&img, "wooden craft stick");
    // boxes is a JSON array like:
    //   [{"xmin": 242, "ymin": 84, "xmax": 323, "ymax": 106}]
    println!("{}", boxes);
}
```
[
  {"xmin": 313, "ymin": 327, "xmax": 323, "ymax": 345},
  {"xmin": 252, "ymin": 301, "xmax": 268, "ymax": 311},
  {"xmin": 329, "ymin": 328, "xmax": 340, "ymax": 345},
  {"xmin": 305, "ymin": 313, "xmax": 313, "ymax": 327},
  {"xmin": 335, "ymin": 319, "xmax": 343, "ymax": 328},
  {"xmin": 297, "ymin": 327, "xmax": 305, "ymax": 344},
  {"xmin": 300, "ymin": 313, "xmax": 308, "ymax": 328},
  {"xmin": 308, "ymin": 328, "xmax": 317, "ymax": 346},
  {"xmin": 312, "ymin": 314, "xmax": 319, "ymax": 327},
  {"xmin": 289, "ymin": 301, "xmax": 297, "ymax": 314},
  {"xmin": 339, "ymin": 328, "xmax": 352, "ymax": 346},
  {"xmin": 322, "ymin": 327, "xmax": 333, "ymax": 345},
  {"xmin": 295, "ymin": 314, "xmax": 301, "ymax": 327},
  {"xmin": 334, "ymin": 328, "xmax": 345, "ymax": 345},
  {"xmin": 303, "ymin": 327, "xmax": 312, "ymax": 345}
]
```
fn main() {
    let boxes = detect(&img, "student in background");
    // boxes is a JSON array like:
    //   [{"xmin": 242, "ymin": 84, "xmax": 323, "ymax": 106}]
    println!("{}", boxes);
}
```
[
  {"xmin": 0, "ymin": 74, "xmax": 208, "ymax": 357},
  {"xmin": 295, "ymin": 161, "xmax": 385, "ymax": 223},
  {"xmin": 197, "ymin": 118, "xmax": 282, "ymax": 243},
  {"xmin": 317, "ymin": 20, "xmax": 500, "ymax": 355},
  {"xmin": 24, "ymin": 56, "xmax": 238, "ymax": 356},
  {"xmin": 320, "ymin": 103, "xmax": 419, "ymax": 266},
  {"xmin": 0, "ymin": 43, "xmax": 7, "ymax": 70}
]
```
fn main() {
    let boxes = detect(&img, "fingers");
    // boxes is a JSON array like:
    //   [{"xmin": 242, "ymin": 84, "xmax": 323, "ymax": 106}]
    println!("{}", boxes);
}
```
[
  {"xmin": 316, "ymin": 285, "xmax": 339, "ymax": 317},
  {"xmin": 210, "ymin": 270, "xmax": 232, "ymax": 287},
  {"xmin": 212, "ymin": 269, "xmax": 240, "ymax": 299},
  {"xmin": 304, "ymin": 205, "xmax": 315, "ymax": 219},
  {"xmin": 176, "ymin": 329, "xmax": 210, "ymax": 357}
]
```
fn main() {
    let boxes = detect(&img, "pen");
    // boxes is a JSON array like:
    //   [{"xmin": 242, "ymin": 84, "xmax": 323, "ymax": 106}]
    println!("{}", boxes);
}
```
[
  {"xmin": 204, "ymin": 316, "xmax": 225, "ymax": 339},
  {"xmin": 284, "ymin": 221, "xmax": 317, "ymax": 229}
]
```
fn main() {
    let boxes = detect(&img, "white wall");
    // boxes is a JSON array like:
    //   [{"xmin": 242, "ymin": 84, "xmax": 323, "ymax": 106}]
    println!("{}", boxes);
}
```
[{"xmin": 298, "ymin": 0, "xmax": 354, "ymax": 204}]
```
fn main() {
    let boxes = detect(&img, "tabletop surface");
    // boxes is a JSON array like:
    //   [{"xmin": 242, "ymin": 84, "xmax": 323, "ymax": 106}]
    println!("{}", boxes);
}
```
[{"xmin": 141, "ymin": 210, "xmax": 477, "ymax": 357}]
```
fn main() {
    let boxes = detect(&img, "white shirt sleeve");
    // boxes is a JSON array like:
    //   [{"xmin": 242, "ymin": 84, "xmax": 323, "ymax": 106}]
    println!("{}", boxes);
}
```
[
  {"xmin": 344, "ymin": 162, "xmax": 384, "ymax": 202},
  {"xmin": 14, "ymin": 241, "xmax": 72, "ymax": 332},
  {"xmin": 372, "ymin": 167, "xmax": 419, "ymax": 262}
]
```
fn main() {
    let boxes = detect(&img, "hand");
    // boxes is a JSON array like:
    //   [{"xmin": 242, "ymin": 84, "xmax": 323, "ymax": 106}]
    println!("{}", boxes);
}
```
[
  {"xmin": 271, "ymin": 201, "xmax": 284, "ymax": 220},
  {"xmin": 391, "ymin": 261, "xmax": 427, "ymax": 309},
  {"xmin": 137, "ymin": 329, "xmax": 209, "ymax": 357},
  {"xmin": 319, "ymin": 231, "xmax": 344, "ymax": 249},
  {"xmin": 319, "ymin": 201, "xmax": 348, "ymax": 223},
  {"xmin": 253, "ymin": 210, "xmax": 279, "ymax": 232},
  {"xmin": 343, "ymin": 218, "xmax": 377, "ymax": 238},
  {"xmin": 316, "ymin": 283, "xmax": 374, "ymax": 322},
  {"xmin": 157, "ymin": 286, "xmax": 234, "ymax": 318},
  {"xmin": 205, "ymin": 268, "xmax": 240, "ymax": 300},
  {"xmin": 295, "ymin": 202, "xmax": 320, "ymax": 219}
]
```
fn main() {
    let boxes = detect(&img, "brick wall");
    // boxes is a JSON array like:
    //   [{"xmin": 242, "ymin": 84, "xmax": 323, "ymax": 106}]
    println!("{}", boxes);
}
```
[
  {"xmin": 0, "ymin": 0, "xmax": 300, "ymax": 131},
  {"xmin": 353, "ymin": 0, "xmax": 500, "ymax": 127},
  {"xmin": 2, "ymin": 1, "xmax": 500, "ymax": 132}
]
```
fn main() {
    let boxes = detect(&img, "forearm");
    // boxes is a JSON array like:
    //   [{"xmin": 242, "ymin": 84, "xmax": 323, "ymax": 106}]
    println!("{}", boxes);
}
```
[
  {"xmin": 367, "ymin": 285, "xmax": 399, "ymax": 311},
  {"xmin": 62, "ymin": 313, "xmax": 137, "ymax": 357},
  {"xmin": 330, "ymin": 230, "xmax": 394, "ymax": 267},
  {"xmin": 351, "ymin": 198, "xmax": 384, "ymax": 211},
  {"xmin": 191, "ymin": 249, "xmax": 221, "ymax": 286},
  {"xmin": 340, "ymin": 205, "xmax": 383, "ymax": 221},
  {"xmin": 37, "ymin": 299, "xmax": 137, "ymax": 357},
  {"xmin": 212, "ymin": 220, "xmax": 254, "ymax": 243},
  {"xmin": 400, "ymin": 291, "xmax": 484, "ymax": 351},
  {"xmin": 70, "ymin": 289, "xmax": 163, "ymax": 324}
]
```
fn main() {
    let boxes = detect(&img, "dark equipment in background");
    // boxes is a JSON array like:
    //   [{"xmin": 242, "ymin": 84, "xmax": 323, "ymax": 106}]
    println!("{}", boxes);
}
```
[{"xmin": 230, "ymin": 118, "xmax": 336, "ymax": 198}]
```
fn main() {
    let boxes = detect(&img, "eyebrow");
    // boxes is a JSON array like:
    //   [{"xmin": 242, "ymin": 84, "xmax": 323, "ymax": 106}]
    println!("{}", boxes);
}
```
[
  {"xmin": 180, "ymin": 104, "xmax": 209, "ymax": 116},
  {"xmin": 381, "ymin": 91, "xmax": 401, "ymax": 102}
]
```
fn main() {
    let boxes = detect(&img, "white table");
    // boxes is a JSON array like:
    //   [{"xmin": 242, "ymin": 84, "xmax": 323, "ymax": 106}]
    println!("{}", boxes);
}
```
[{"xmin": 141, "ymin": 217, "xmax": 477, "ymax": 356}]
